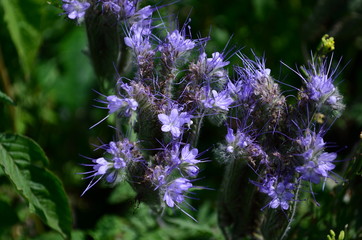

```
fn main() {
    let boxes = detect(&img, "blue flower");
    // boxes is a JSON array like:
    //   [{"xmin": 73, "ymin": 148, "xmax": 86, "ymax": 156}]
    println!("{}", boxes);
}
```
[
  {"xmin": 163, "ymin": 178, "xmax": 193, "ymax": 208},
  {"xmin": 295, "ymin": 129, "xmax": 336, "ymax": 184},
  {"xmin": 295, "ymin": 153, "xmax": 336, "ymax": 184},
  {"xmin": 267, "ymin": 181, "xmax": 295, "ymax": 210},
  {"xmin": 159, "ymin": 30, "xmax": 195, "ymax": 61},
  {"xmin": 101, "ymin": 1, "xmax": 122, "ymax": 14},
  {"xmin": 81, "ymin": 139, "xmax": 141, "ymax": 195},
  {"xmin": 158, "ymin": 109, "xmax": 192, "ymax": 138},
  {"xmin": 300, "ymin": 57, "xmax": 338, "ymax": 104},
  {"xmin": 62, "ymin": 0, "xmax": 90, "ymax": 21},
  {"xmin": 190, "ymin": 52, "xmax": 230, "ymax": 81},
  {"xmin": 106, "ymin": 95, "xmax": 138, "ymax": 115},
  {"xmin": 201, "ymin": 88, "xmax": 234, "ymax": 111},
  {"xmin": 124, "ymin": 22, "xmax": 153, "ymax": 55}
]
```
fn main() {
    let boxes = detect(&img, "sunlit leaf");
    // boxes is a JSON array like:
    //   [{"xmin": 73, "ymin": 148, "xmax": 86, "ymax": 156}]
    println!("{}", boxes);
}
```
[{"xmin": 0, "ymin": 134, "xmax": 71, "ymax": 239}]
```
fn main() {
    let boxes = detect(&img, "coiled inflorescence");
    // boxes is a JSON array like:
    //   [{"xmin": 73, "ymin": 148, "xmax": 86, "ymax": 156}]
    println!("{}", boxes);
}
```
[{"xmin": 61, "ymin": 0, "xmax": 344, "ymax": 225}]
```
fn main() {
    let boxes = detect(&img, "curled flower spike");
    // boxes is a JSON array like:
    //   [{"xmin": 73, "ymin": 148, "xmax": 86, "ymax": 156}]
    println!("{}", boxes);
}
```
[
  {"xmin": 62, "ymin": 0, "xmax": 90, "ymax": 21},
  {"xmin": 288, "ymin": 54, "xmax": 345, "ymax": 115}
]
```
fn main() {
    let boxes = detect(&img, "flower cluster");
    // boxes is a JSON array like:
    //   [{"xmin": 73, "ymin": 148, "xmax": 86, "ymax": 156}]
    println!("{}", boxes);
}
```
[
  {"xmin": 61, "ymin": 0, "xmax": 345, "ymax": 228},
  {"xmin": 81, "ymin": 139, "xmax": 143, "ymax": 195},
  {"xmin": 215, "ymin": 53, "xmax": 343, "ymax": 216},
  {"xmin": 298, "ymin": 56, "xmax": 345, "ymax": 117},
  {"xmin": 64, "ymin": 0, "xmax": 226, "ymax": 219},
  {"xmin": 295, "ymin": 130, "xmax": 336, "ymax": 185}
]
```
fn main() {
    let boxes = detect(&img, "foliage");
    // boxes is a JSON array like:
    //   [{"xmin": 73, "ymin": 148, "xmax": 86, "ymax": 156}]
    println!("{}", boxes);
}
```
[{"xmin": 0, "ymin": 0, "xmax": 362, "ymax": 239}]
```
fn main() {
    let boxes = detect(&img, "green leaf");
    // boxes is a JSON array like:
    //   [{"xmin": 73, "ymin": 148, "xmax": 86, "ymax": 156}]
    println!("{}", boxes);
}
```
[
  {"xmin": 0, "ymin": 134, "xmax": 49, "ymax": 167},
  {"xmin": 108, "ymin": 183, "xmax": 136, "ymax": 204},
  {"xmin": 91, "ymin": 215, "xmax": 137, "ymax": 240},
  {"xmin": 0, "ymin": 0, "xmax": 42, "ymax": 77},
  {"xmin": 0, "ymin": 90, "xmax": 15, "ymax": 105},
  {"xmin": 0, "ymin": 134, "xmax": 72, "ymax": 239}
]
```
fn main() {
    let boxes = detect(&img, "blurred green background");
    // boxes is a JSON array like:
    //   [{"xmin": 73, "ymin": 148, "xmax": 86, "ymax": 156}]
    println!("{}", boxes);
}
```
[{"xmin": 1, "ymin": 0, "xmax": 362, "ymax": 239}]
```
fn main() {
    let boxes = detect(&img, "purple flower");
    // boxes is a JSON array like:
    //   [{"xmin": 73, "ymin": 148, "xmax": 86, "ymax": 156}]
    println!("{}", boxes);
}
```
[
  {"xmin": 267, "ymin": 181, "xmax": 294, "ymax": 210},
  {"xmin": 201, "ymin": 89, "xmax": 233, "ymax": 111},
  {"xmin": 230, "ymin": 128, "xmax": 253, "ymax": 148},
  {"xmin": 124, "ymin": 23, "xmax": 153, "ymax": 54},
  {"xmin": 258, "ymin": 175, "xmax": 277, "ymax": 194},
  {"xmin": 307, "ymin": 75, "xmax": 335, "ymax": 102},
  {"xmin": 228, "ymin": 77, "xmax": 255, "ymax": 106},
  {"xmin": 101, "ymin": 0, "xmax": 121, "ymax": 14},
  {"xmin": 168, "ymin": 143, "xmax": 201, "ymax": 177},
  {"xmin": 295, "ymin": 129, "xmax": 336, "ymax": 183},
  {"xmin": 295, "ymin": 153, "xmax": 336, "ymax": 184},
  {"xmin": 297, "ymin": 130, "xmax": 325, "ymax": 154},
  {"xmin": 225, "ymin": 128, "xmax": 236, "ymax": 153},
  {"xmin": 159, "ymin": 30, "xmax": 195, "ymax": 61},
  {"xmin": 180, "ymin": 145, "xmax": 200, "ymax": 177},
  {"xmin": 106, "ymin": 95, "xmax": 138, "ymax": 115},
  {"xmin": 124, "ymin": 22, "xmax": 155, "ymax": 70},
  {"xmin": 100, "ymin": 1, "xmax": 151, "ymax": 21},
  {"xmin": 225, "ymin": 127, "xmax": 236, "ymax": 144},
  {"xmin": 295, "ymin": 161, "xmax": 322, "ymax": 184},
  {"xmin": 62, "ymin": 0, "xmax": 90, "ymax": 21},
  {"xmin": 181, "ymin": 144, "xmax": 199, "ymax": 164},
  {"xmin": 107, "ymin": 95, "xmax": 123, "ymax": 114},
  {"xmin": 149, "ymin": 166, "xmax": 168, "ymax": 189},
  {"xmin": 163, "ymin": 178, "xmax": 193, "ymax": 208},
  {"xmin": 158, "ymin": 109, "xmax": 192, "ymax": 138},
  {"xmin": 183, "ymin": 165, "xmax": 199, "ymax": 178},
  {"xmin": 119, "ymin": 0, "xmax": 137, "ymax": 18},
  {"xmin": 132, "ymin": 5, "xmax": 153, "ymax": 22},
  {"xmin": 235, "ymin": 53, "xmax": 271, "ymax": 86},
  {"xmin": 299, "ymin": 57, "xmax": 338, "ymax": 104},
  {"xmin": 205, "ymin": 52, "xmax": 230, "ymax": 72},
  {"xmin": 81, "ymin": 138, "xmax": 142, "ymax": 195},
  {"xmin": 168, "ymin": 30, "xmax": 195, "ymax": 52},
  {"xmin": 191, "ymin": 52, "xmax": 230, "ymax": 81},
  {"xmin": 93, "ymin": 157, "xmax": 111, "ymax": 176},
  {"xmin": 316, "ymin": 152, "xmax": 336, "ymax": 176}
]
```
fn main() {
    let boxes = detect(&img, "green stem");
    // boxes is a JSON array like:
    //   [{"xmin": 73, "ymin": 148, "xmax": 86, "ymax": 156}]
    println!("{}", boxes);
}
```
[
  {"xmin": 280, "ymin": 180, "xmax": 301, "ymax": 240},
  {"xmin": 190, "ymin": 110, "xmax": 205, "ymax": 147}
]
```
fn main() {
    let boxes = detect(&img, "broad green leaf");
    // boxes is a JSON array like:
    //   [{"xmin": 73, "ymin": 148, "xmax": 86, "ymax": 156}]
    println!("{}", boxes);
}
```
[
  {"xmin": 1, "ymin": 0, "xmax": 42, "ymax": 77},
  {"xmin": 0, "ymin": 134, "xmax": 49, "ymax": 167},
  {"xmin": 0, "ymin": 134, "xmax": 71, "ymax": 239},
  {"xmin": 0, "ymin": 90, "xmax": 15, "ymax": 105}
]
